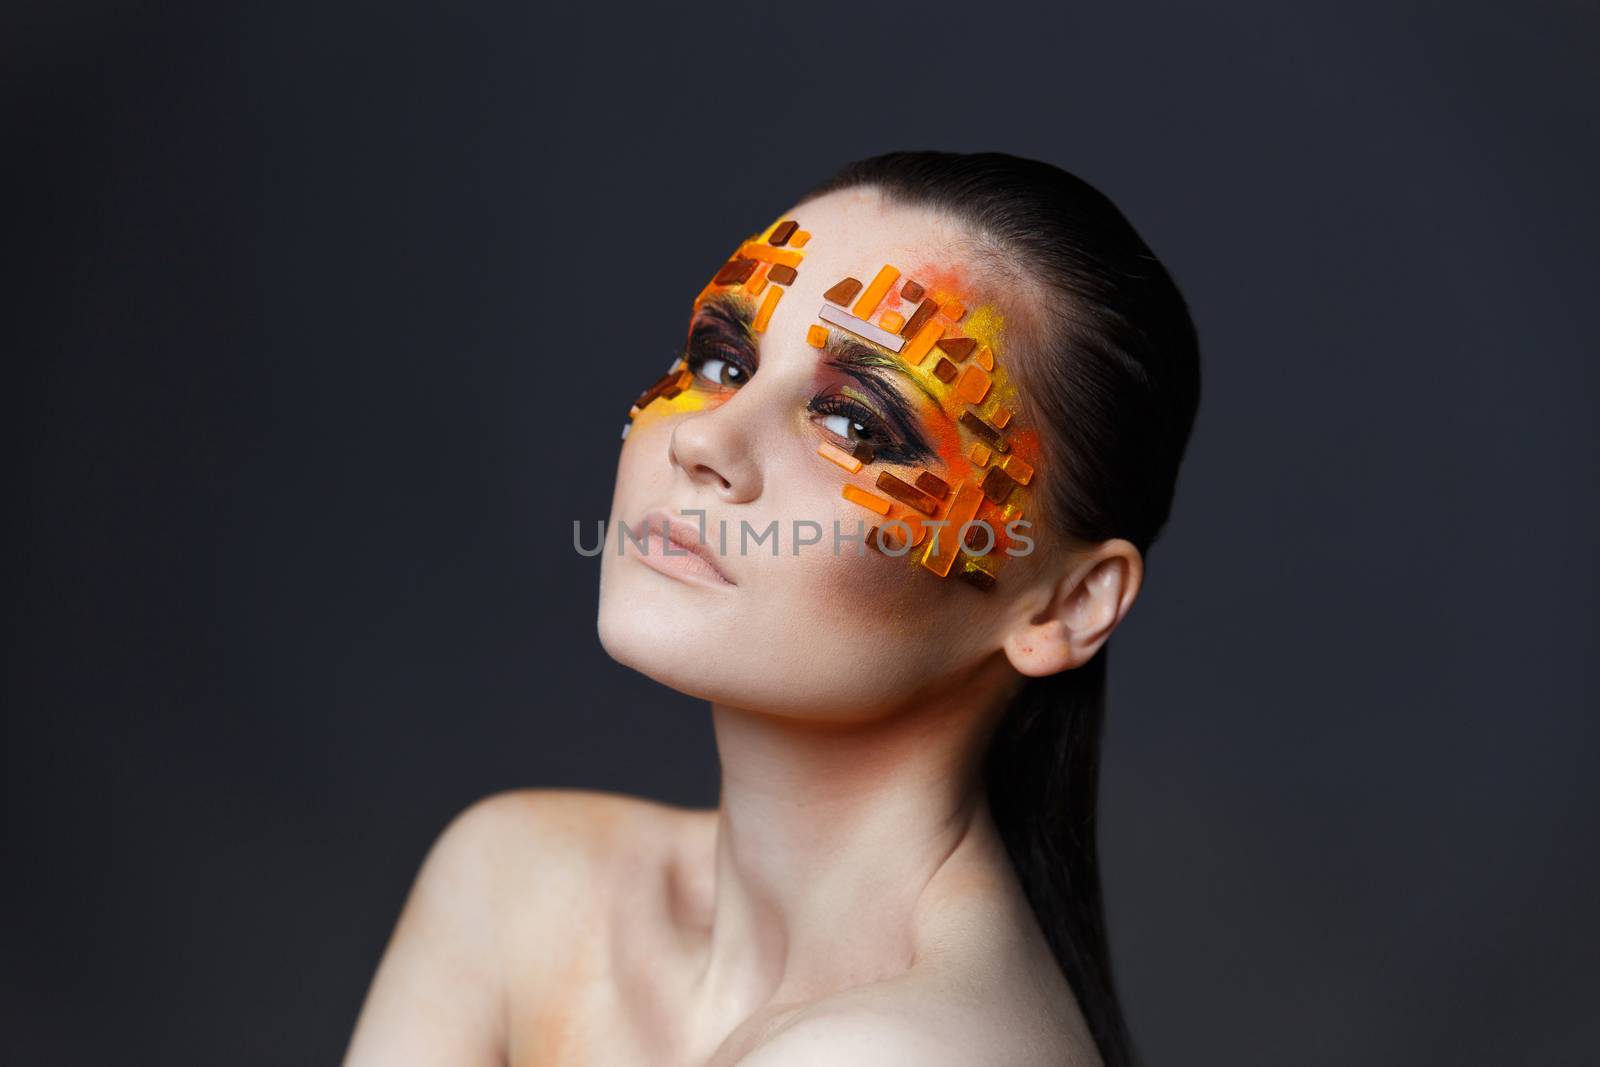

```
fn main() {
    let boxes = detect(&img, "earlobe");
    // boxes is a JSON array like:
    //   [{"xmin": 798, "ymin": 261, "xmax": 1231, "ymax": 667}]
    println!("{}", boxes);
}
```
[{"xmin": 1003, "ymin": 616, "xmax": 1077, "ymax": 677}]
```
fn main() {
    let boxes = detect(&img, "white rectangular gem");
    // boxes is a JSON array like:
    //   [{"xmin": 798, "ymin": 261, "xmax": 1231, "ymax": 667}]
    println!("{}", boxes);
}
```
[{"xmin": 817, "ymin": 303, "xmax": 906, "ymax": 353}]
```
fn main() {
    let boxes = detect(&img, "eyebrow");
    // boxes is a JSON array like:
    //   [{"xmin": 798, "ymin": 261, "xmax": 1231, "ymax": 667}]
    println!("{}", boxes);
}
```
[
  {"xmin": 822, "ymin": 335, "xmax": 942, "ymax": 408},
  {"xmin": 692, "ymin": 293, "xmax": 756, "ymax": 343}
]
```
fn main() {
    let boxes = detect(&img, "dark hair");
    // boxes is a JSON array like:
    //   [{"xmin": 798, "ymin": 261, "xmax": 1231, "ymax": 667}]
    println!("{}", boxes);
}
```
[{"xmin": 800, "ymin": 152, "xmax": 1202, "ymax": 1067}]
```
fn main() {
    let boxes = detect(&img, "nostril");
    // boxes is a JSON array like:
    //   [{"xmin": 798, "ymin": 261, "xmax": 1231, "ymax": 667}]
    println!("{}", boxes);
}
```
[{"xmin": 685, "ymin": 461, "xmax": 732, "ymax": 491}]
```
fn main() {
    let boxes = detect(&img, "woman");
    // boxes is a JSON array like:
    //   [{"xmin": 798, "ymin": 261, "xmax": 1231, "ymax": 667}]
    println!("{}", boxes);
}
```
[{"xmin": 344, "ymin": 151, "xmax": 1201, "ymax": 1067}]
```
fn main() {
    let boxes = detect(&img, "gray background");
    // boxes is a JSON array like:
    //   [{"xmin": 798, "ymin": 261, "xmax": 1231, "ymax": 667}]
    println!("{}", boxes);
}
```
[{"xmin": 7, "ymin": 2, "xmax": 1596, "ymax": 1064}]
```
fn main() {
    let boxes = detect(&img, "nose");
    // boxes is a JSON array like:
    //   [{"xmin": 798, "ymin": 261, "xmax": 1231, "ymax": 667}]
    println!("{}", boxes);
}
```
[{"xmin": 667, "ymin": 395, "xmax": 764, "ymax": 504}]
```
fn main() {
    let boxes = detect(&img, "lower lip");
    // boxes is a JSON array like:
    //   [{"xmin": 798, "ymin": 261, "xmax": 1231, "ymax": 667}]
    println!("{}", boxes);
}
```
[{"xmin": 630, "ymin": 530, "xmax": 735, "ymax": 589}]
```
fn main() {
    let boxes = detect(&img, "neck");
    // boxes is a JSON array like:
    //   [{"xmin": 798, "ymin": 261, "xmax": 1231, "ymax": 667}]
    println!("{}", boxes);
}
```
[{"xmin": 691, "ymin": 667, "xmax": 1018, "ymax": 1019}]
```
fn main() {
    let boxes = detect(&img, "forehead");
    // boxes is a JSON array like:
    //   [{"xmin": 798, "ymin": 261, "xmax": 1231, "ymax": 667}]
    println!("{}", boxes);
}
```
[{"xmin": 765, "ymin": 188, "xmax": 983, "ymax": 301}]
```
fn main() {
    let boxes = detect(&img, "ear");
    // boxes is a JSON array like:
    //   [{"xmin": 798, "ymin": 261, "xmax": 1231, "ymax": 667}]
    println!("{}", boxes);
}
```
[{"xmin": 1002, "ymin": 539, "xmax": 1143, "ymax": 677}]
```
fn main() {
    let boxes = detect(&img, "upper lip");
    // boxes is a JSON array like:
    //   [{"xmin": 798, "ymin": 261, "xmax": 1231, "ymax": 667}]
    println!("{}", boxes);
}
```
[{"xmin": 639, "ymin": 508, "xmax": 737, "ymax": 585}]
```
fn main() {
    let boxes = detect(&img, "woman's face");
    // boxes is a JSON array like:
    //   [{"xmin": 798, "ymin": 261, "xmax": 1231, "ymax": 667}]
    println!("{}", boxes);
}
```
[{"xmin": 597, "ymin": 187, "xmax": 1054, "ymax": 719}]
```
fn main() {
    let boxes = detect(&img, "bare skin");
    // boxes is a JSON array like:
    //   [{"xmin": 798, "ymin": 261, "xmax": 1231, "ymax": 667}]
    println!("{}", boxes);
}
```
[
  {"xmin": 343, "ymin": 786, "xmax": 1103, "ymax": 1067},
  {"xmin": 343, "ymin": 187, "xmax": 1142, "ymax": 1066}
]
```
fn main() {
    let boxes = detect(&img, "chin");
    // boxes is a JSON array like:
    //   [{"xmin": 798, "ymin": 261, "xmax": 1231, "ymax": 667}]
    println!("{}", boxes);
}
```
[
  {"xmin": 596, "ymin": 586, "xmax": 782, "ymax": 709},
  {"xmin": 595, "ymin": 573, "xmax": 928, "ymax": 721},
  {"xmin": 597, "ymin": 553, "xmax": 739, "ymax": 697}
]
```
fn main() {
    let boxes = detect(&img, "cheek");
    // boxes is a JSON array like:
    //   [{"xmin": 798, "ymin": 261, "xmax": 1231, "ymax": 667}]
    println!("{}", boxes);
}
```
[
  {"xmin": 779, "ymin": 463, "xmax": 981, "ymax": 637},
  {"xmin": 607, "ymin": 406, "xmax": 696, "ymax": 534},
  {"xmin": 768, "ymin": 530, "xmax": 993, "ymax": 716},
  {"xmin": 807, "ymin": 543, "xmax": 969, "ymax": 644}
]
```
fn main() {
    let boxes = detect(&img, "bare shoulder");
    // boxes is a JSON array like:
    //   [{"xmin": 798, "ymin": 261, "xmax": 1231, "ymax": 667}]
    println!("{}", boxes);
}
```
[
  {"xmin": 443, "ymin": 786, "xmax": 699, "ymax": 871},
  {"xmin": 343, "ymin": 787, "xmax": 708, "ymax": 1066},
  {"xmin": 433, "ymin": 786, "xmax": 714, "ymax": 929}
]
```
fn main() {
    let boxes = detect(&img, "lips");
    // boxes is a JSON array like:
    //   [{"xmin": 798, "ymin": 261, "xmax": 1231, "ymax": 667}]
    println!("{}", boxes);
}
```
[{"xmin": 637, "ymin": 509, "xmax": 737, "ymax": 586}]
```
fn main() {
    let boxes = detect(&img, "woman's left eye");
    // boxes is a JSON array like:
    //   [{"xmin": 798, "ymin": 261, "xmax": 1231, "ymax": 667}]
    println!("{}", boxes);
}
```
[
  {"xmin": 817, "ymin": 413, "xmax": 871, "ymax": 442},
  {"xmin": 809, "ymin": 395, "xmax": 897, "ymax": 451}
]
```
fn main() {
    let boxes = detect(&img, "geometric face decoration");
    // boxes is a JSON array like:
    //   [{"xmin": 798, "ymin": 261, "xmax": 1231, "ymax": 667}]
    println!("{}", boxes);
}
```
[{"xmin": 624, "ymin": 217, "xmax": 1041, "ymax": 591}]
